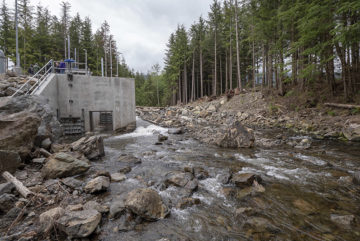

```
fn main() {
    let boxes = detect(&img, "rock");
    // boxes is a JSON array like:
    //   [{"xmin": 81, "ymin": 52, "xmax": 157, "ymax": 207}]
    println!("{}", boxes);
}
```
[
  {"xmin": 124, "ymin": 188, "xmax": 169, "ymax": 221},
  {"xmin": 109, "ymin": 199, "xmax": 126, "ymax": 219},
  {"xmin": 231, "ymin": 173, "xmax": 262, "ymax": 188},
  {"xmin": 214, "ymin": 121, "xmax": 255, "ymax": 148},
  {"xmin": 71, "ymin": 135, "xmax": 105, "ymax": 160},
  {"xmin": 193, "ymin": 167, "xmax": 209, "ymax": 180},
  {"xmin": 234, "ymin": 88, "xmax": 240, "ymax": 95},
  {"xmin": 41, "ymin": 138, "xmax": 52, "ymax": 149},
  {"xmin": 61, "ymin": 177, "xmax": 83, "ymax": 190},
  {"xmin": 42, "ymin": 152, "xmax": 90, "ymax": 179},
  {"xmin": 56, "ymin": 210, "xmax": 101, "ymax": 238},
  {"xmin": 293, "ymin": 199, "xmax": 316, "ymax": 214},
  {"xmin": 6, "ymin": 70, "xmax": 17, "ymax": 77},
  {"xmin": 353, "ymin": 172, "xmax": 360, "ymax": 185},
  {"xmin": 39, "ymin": 207, "xmax": 65, "ymax": 233},
  {"xmin": 207, "ymin": 104, "xmax": 217, "ymax": 112},
  {"xmin": 84, "ymin": 201, "xmax": 109, "ymax": 214},
  {"xmin": 0, "ymin": 182, "xmax": 15, "ymax": 195},
  {"xmin": 68, "ymin": 204, "xmax": 83, "ymax": 211},
  {"xmin": 111, "ymin": 173, "xmax": 126, "ymax": 182},
  {"xmin": 94, "ymin": 170, "xmax": 111, "ymax": 179},
  {"xmin": 118, "ymin": 154, "xmax": 142, "ymax": 165},
  {"xmin": 235, "ymin": 207, "xmax": 253, "ymax": 215},
  {"xmin": 84, "ymin": 176, "xmax": 110, "ymax": 194},
  {"xmin": 184, "ymin": 179, "xmax": 198, "ymax": 191},
  {"xmin": 244, "ymin": 217, "xmax": 277, "ymax": 233},
  {"xmin": 0, "ymin": 150, "xmax": 21, "ymax": 174},
  {"xmin": 217, "ymin": 171, "xmax": 232, "ymax": 184},
  {"xmin": 343, "ymin": 118, "xmax": 360, "ymax": 141},
  {"xmin": 119, "ymin": 166, "xmax": 132, "ymax": 174},
  {"xmin": 295, "ymin": 138, "xmax": 311, "ymax": 149},
  {"xmin": 32, "ymin": 157, "xmax": 46, "ymax": 164},
  {"xmin": 165, "ymin": 171, "xmax": 194, "ymax": 188},
  {"xmin": 0, "ymin": 96, "xmax": 62, "ymax": 159},
  {"xmin": 158, "ymin": 134, "xmax": 168, "ymax": 142},
  {"xmin": 330, "ymin": 214, "xmax": 355, "ymax": 226},
  {"xmin": 176, "ymin": 197, "xmax": 201, "ymax": 209},
  {"xmin": 0, "ymin": 194, "xmax": 17, "ymax": 213},
  {"xmin": 168, "ymin": 127, "xmax": 184, "ymax": 135}
]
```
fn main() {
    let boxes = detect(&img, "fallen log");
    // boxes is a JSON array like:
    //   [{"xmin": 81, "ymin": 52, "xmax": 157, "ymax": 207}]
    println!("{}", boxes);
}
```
[
  {"xmin": 1, "ymin": 171, "xmax": 34, "ymax": 198},
  {"xmin": 324, "ymin": 103, "xmax": 360, "ymax": 109},
  {"xmin": 39, "ymin": 148, "xmax": 51, "ymax": 158}
]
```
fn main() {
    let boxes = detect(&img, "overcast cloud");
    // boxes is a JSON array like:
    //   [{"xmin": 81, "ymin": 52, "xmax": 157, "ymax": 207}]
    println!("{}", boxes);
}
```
[{"xmin": 5, "ymin": 0, "xmax": 213, "ymax": 72}]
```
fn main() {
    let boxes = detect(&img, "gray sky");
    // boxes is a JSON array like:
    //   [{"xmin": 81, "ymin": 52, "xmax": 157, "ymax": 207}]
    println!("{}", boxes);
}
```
[{"xmin": 5, "ymin": 0, "xmax": 212, "ymax": 72}]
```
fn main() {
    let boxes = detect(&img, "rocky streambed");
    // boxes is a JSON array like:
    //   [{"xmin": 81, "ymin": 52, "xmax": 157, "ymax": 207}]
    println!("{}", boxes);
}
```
[{"xmin": 1, "ymin": 94, "xmax": 360, "ymax": 241}]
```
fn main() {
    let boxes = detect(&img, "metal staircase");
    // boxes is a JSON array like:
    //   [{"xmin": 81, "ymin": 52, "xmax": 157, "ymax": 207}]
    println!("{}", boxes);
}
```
[{"xmin": 11, "ymin": 59, "xmax": 54, "ymax": 97}]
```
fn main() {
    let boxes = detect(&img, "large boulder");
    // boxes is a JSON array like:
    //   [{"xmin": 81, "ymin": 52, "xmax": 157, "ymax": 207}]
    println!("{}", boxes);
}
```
[
  {"xmin": 343, "ymin": 117, "xmax": 360, "ymax": 142},
  {"xmin": 41, "ymin": 152, "xmax": 90, "ymax": 179},
  {"xmin": 124, "ymin": 188, "xmax": 169, "ymax": 221},
  {"xmin": 231, "ymin": 173, "xmax": 262, "ymax": 188},
  {"xmin": 71, "ymin": 135, "xmax": 105, "ymax": 160},
  {"xmin": 0, "ymin": 96, "xmax": 62, "ymax": 159},
  {"xmin": 214, "ymin": 121, "xmax": 255, "ymax": 148},
  {"xmin": 0, "ymin": 150, "xmax": 21, "ymax": 174},
  {"xmin": 56, "ymin": 210, "xmax": 101, "ymax": 238}
]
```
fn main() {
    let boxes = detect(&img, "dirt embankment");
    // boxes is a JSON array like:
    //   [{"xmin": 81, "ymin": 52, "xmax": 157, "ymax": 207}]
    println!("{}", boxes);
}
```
[{"xmin": 137, "ymin": 91, "xmax": 360, "ymax": 147}]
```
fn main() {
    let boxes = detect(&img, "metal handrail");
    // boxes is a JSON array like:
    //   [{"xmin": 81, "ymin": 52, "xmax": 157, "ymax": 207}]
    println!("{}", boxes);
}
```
[
  {"xmin": 26, "ymin": 66, "xmax": 53, "ymax": 95},
  {"xmin": 11, "ymin": 59, "xmax": 53, "ymax": 97}
]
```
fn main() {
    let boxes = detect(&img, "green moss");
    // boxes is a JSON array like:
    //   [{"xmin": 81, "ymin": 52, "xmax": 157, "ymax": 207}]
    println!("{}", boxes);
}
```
[{"xmin": 327, "ymin": 110, "xmax": 336, "ymax": 116}]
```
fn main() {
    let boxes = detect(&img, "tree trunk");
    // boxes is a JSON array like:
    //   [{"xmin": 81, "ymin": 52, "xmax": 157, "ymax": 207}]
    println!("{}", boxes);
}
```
[
  {"xmin": 262, "ymin": 44, "xmax": 266, "ymax": 89},
  {"xmin": 183, "ymin": 60, "xmax": 187, "ymax": 104},
  {"xmin": 220, "ymin": 56, "xmax": 223, "ymax": 94},
  {"xmin": 229, "ymin": 19, "xmax": 233, "ymax": 90},
  {"xmin": 2, "ymin": 171, "xmax": 33, "ymax": 198},
  {"xmin": 235, "ymin": 0, "xmax": 241, "ymax": 90},
  {"xmin": 225, "ymin": 51, "xmax": 228, "ymax": 92},
  {"xmin": 200, "ymin": 49, "xmax": 204, "ymax": 97},
  {"xmin": 252, "ymin": 39, "xmax": 256, "ymax": 90},
  {"xmin": 213, "ymin": 30, "xmax": 217, "ymax": 96},
  {"xmin": 191, "ymin": 51, "xmax": 195, "ymax": 102}
]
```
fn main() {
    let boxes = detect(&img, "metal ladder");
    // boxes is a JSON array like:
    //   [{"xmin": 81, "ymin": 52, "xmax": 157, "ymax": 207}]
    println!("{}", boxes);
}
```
[{"xmin": 11, "ymin": 59, "xmax": 54, "ymax": 97}]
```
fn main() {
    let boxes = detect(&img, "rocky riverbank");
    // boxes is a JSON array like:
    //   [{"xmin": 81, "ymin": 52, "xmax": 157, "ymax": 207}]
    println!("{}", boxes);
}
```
[
  {"xmin": 137, "ymin": 91, "xmax": 360, "ymax": 149},
  {"xmin": 0, "ymin": 71, "xmax": 37, "ymax": 97}
]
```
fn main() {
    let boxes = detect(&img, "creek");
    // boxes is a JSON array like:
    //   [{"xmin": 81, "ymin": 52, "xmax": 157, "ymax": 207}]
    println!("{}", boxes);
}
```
[{"xmin": 94, "ymin": 117, "xmax": 360, "ymax": 241}]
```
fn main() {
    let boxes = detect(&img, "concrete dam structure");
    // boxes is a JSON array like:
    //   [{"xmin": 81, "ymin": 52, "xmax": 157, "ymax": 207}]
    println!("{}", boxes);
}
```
[{"xmin": 33, "ymin": 73, "xmax": 136, "ymax": 134}]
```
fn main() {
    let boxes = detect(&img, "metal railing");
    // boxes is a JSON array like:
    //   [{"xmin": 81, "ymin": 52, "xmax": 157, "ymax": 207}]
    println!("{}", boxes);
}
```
[{"xmin": 11, "ymin": 59, "xmax": 54, "ymax": 97}]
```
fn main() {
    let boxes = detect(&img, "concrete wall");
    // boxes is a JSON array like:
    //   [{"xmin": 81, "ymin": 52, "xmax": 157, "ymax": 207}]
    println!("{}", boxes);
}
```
[{"xmin": 36, "ymin": 74, "xmax": 135, "ymax": 132}]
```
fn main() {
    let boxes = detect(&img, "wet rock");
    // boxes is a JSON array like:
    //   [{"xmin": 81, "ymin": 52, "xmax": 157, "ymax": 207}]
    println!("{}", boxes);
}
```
[
  {"xmin": 68, "ymin": 204, "xmax": 83, "ymax": 211},
  {"xmin": 61, "ymin": 177, "xmax": 83, "ymax": 190},
  {"xmin": 295, "ymin": 138, "xmax": 311, "ymax": 149},
  {"xmin": 0, "ymin": 207, "xmax": 22, "ymax": 229},
  {"xmin": 124, "ymin": 188, "xmax": 169, "ymax": 221},
  {"xmin": 165, "ymin": 171, "xmax": 194, "ymax": 188},
  {"xmin": 84, "ymin": 201, "xmax": 109, "ymax": 214},
  {"xmin": 39, "ymin": 207, "xmax": 65, "ymax": 233},
  {"xmin": 32, "ymin": 157, "xmax": 46, "ymax": 164},
  {"xmin": 168, "ymin": 127, "xmax": 184, "ymax": 135},
  {"xmin": 71, "ymin": 135, "xmax": 105, "ymax": 160},
  {"xmin": 214, "ymin": 121, "xmax": 255, "ymax": 148},
  {"xmin": 94, "ymin": 170, "xmax": 111, "ymax": 179},
  {"xmin": 193, "ymin": 167, "xmax": 209, "ymax": 180},
  {"xmin": 176, "ymin": 197, "xmax": 201, "ymax": 209},
  {"xmin": 111, "ymin": 173, "xmax": 126, "ymax": 182},
  {"xmin": 353, "ymin": 171, "xmax": 360, "ymax": 185},
  {"xmin": 235, "ymin": 207, "xmax": 253, "ymax": 216},
  {"xmin": 0, "ymin": 182, "xmax": 15, "ymax": 195},
  {"xmin": 0, "ymin": 193, "xmax": 17, "ymax": 213},
  {"xmin": 293, "ymin": 199, "xmax": 316, "ymax": 214},
  {"xmin": 109, "ymin": 199, "xmax": 126, "ymax": 219},
  {"xmin": 244, "ymin": 217, "xmax": 278, "ymax": 233},
  {"xmin": 41, "ymin": 138, "xmax": 52, "ymax": 150},
  {"xmin": 119, "ymin": 166, "xmax": 132, "ymax": 174},
  {"xmin": 342, "ymin": 118, "xmax": 360, "ymax": 142},
  {"xmin": 217, "ymin": 170, "xmax": 232, "ymax": 184},
  {"xmin": 118, "ymin": 154, "xmax": 142, "ymax": 165},
  {"xmin": 84, "ymin": 176, "xmax": 110, "ymax": 194},
  {"xmin": 158, "ymin": 134, "xmax": 168, "ymax": 142},
  {"xmin": 0, "ymin": 150, "xmax": 22, "ymax": 174},
  {"xmin": 56, "ymin": 210, "xmax": 101, "ymax": 238},
  {"xmin": 231, "ymin": 173, "xmax": 262, "ymax": 188},
  {"xmin": 330, "ymin": 214, "xmax": 355, "ymax": 226},
  {"xmin": 184, "ymin": 179, "xmax": 198, "ymax": 191},
  {"xmin": 42, "ymin": 152, "xmax": 90, "ymax": 179}
]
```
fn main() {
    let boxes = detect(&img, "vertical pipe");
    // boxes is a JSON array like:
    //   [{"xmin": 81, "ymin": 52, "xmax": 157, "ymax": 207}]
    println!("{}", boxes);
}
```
[
  {"xmin": 67, "ymin": 35, "xmax": 70, "ymax": 59},
  {"xmin": 116, "ymin": 54, "xmax": 119, "ymax": 77},
  {"xmin": 85, "ymin": 49, "xmax": 88, "ymax": 74},
  {"xmin": 15, "ymin": 0, "xmax": 20, "ymax": 68},
  {"xmin": 101, "ymin": 57, "xmax": 104, "ymax": 77},
  {"xmin": 74, "ymin": 48, "xmax": 77, "ymax": 68}
]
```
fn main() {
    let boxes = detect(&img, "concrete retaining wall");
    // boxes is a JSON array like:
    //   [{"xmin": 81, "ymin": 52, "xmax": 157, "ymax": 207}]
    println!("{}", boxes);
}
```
[{"xmin": 35, "ymin": 74, "xmax": 135, "ymax": 132}]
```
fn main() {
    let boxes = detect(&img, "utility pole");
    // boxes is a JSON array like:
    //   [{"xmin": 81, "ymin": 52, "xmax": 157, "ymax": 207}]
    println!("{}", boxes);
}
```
[
  {"xmin": 84, "ymin": 49, "xmax": 88, "ymax": 74},
  {"xmin": 15, "ymin": 0, "xmax": 20, "ymax": 71},
  {"xmin": 109, "ymin": 39, "xmax": 112, "ymax": 78},
  {"xmin": 116, "ymin": 54, "xmax": 119, "ymax": 77},
  {"xmin": 67, "ymin": 35, "xmax": 70, "ymax": 60}
]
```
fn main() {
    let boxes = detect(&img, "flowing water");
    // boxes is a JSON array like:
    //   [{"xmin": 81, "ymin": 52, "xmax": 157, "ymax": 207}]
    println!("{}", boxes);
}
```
[{"xmin": 93, "ymin": 117, "xmax": 360, "ymax": 241}]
